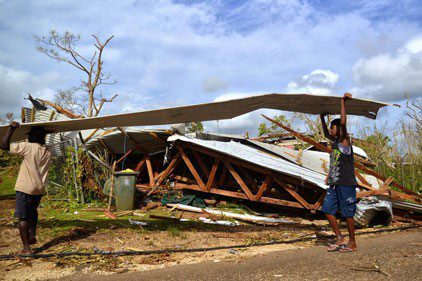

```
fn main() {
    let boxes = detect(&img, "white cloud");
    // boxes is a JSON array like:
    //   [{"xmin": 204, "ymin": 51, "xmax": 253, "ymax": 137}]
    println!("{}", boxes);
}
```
[
  {"xmin": 0, "ymin": 0, "xmax": 421, "ymax": 135},
  {"xmin": 352, "ymin": 35, "xmax": 422, "ymax": 101},
  {"xmin": 286, "ymin": 69, "xmax": 340, "ymax": 96},
  {"xmin": 0, "ymin": 64, "xmax": 60, "ymax": 115},
  {"xmin": 202, "ymin": 76, "xmax": 228, "ymax": 93}
]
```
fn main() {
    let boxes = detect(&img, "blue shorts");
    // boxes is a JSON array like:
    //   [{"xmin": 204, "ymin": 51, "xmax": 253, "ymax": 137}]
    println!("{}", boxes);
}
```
[{"xmin": 321, "ymin": 185, "xmax": 356, "ymax": 218}]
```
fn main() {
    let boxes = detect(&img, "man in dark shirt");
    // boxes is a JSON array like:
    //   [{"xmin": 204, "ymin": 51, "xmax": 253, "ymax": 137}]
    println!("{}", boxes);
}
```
[{"xmin": 320, "ymin": 93, "xmax": 357, "ymax": 252}]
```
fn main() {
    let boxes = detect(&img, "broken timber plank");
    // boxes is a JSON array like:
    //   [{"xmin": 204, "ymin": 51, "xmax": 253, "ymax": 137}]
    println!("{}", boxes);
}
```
[{"xmin": 145, "ymin": 157, "xmax": 155, "ymax": 187}]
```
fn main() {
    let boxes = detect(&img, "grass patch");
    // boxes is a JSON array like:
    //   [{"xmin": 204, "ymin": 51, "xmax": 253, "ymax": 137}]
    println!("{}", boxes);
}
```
[{"xmin": 0, "ymin": 166, "xmax": 18, "ymax": 197}]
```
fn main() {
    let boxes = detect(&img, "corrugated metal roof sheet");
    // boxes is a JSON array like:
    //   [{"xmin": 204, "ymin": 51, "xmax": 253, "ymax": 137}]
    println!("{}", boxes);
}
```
[
  {"xmin": 86, "ymin": 129, "xmax": 170, "ymax": 155},
  {"xmin": 4, "ymin": 93, "xmax": 391, "ymax": 142},
  {"xmin": 169, "ymin": 135, "xmax": 327, "ymax": 189}
]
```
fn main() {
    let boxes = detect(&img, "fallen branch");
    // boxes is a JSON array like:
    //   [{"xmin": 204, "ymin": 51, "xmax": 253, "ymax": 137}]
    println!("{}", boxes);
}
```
[{"xmin": 350, "ymin": 264, "xmax": 390, "ymax": 277}]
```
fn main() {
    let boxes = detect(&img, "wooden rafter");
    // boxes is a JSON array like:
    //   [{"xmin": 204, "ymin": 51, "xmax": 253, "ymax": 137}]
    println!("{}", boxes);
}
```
[
  {"xmin": 255, "ymin": 175, "xmax": 272, "ymax": 201},
  {"xmin": 237, "ymin": 166, "xmax": 260, "ymax": 193},
  {"xmin": 176, "ymin": 145, "xmax": 207, "ymax": 192},
  {"xmin": 134, "ymin": 158, "xmax": 146, "ymax": 172},
  {"xmin": 274, "ymin": 178, "xmax": 312, "ymax": 209},
  {"xmin": 221, "ymin": 158, "xmax": 255, "ymax": 201},
  {"xmin": 206, "ymin": 158, "xmax": 220, "ymax": 191},
  {"xmin": 156, "ymin": 152, "xmax": 181, "ymax": 186},
  {"xmin": 355, "ymin": 171, "xmax": 372, "ymax": 188},
  {"xmin": 115, "ymin": 146, "xmax": 140, "ymax": 166},
  {"xmin": 312, "ymin": 191, "xmax": 327, "ymax": 210}
]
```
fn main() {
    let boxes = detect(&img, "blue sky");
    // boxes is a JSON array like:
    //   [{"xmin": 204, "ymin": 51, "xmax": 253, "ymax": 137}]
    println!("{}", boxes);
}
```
[{"xmin": 0, "ymin": 0, "xmax": 421, "ymax": 135}]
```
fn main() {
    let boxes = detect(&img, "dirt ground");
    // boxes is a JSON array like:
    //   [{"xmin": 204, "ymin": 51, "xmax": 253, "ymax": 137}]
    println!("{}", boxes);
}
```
[
  {"xmin": 61, "ymin": 229, "xmax": 422, "ymax": 281},
  {"xmin": 0, "ymin": 197, "xmax": 420, "ymax": 281}
]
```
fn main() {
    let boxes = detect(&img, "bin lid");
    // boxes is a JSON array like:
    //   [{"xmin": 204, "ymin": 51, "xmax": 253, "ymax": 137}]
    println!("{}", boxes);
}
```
[{"xmin": 114, "ymin": 171, "xmax": 139, "ymax": 176}]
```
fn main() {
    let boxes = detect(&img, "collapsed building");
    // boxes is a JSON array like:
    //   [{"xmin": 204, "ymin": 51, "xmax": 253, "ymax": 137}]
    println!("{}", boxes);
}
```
[{"xmin": 10, "ymin": 94, "xmax": 422, "ymax": 223}]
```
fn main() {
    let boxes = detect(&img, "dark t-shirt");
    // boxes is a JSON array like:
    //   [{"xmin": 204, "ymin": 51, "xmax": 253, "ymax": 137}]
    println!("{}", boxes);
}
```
[{"xmin": 328, "ymin": 139, "xmax": 357, "ymax": 186}]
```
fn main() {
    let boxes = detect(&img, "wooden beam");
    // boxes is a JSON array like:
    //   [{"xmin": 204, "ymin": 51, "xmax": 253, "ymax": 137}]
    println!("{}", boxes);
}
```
[
  {"xmin": 84, "ymin": 128, "xmax": 100, "ymax": 143},
  {"xmin": 134, "ymin": 158, "xmax": 146, "ymax": 172},
  {"xmin": 274, "ymin": 178, "xmax": 312, "ymax": 209},
  {"xmin": 145, "ymin": 157, "xmax": 154, "ymax": 187},
  {"xmin": 177, "ymin": 145, "xmax": 207, "ymax": 192},
  {"xmin": 37, "ymin": 98, "xmax": 82, "ymax": 119},
  {"xmin": 312, "ymin": 191, "xmax": 327, "ymax": 210},
  {"xmin": 183, "ymin": 142, "xmax": 269, "ymax": 174},
  {"xmin": 218, "ymin": 166, "xmax": 227, "ymax": 187},
  {"xmin": 262, "ymin": 114, "xmax": 420, "ymax": 197},
  {"xmin": 259, "ymin": 197, "xmax": 304, "ymax": 208},
  {"xmin": 355, "ymin": 171, "xmax": 372, "ymax": 188},
  {"xmin": 174, "ymin": 183, "xmax": 304, "ymax": 208},
  {"xmin": 192, "ymin": 151, "xmax": 211, "ymax": 177},
  {"xmin": 380, "ymin": 176, "xmax": 394, "ymax": 189},
  {"xmin": 206, "ymin": 158, "xmax": 220, "ymax": 191},
  {"xmin": 174, "ymin": 175, "xmax": 196, "ymax": 184},
  {"xmin": 115, "ymin": 146, "xmax": 140, "ymax": 166},
  {"xmin": 149, "ymin": 132, "xmax": 165, "ymax": 143},
  {"xmin": 237, "ymin": 166, "xmax": 260, "ymax": 193},
  {"xmin": 156, "ymin": 153, "xmax": 181, "ymax": 186},
  {"xmin": 182, "ymin": 141, "xmax": 316, "ymax": 188},
  {"xmin": 221, "ymin": 159, "xmax": 255, "ymax": 201},
  {"xmin": 255, "ymin": 175, "xmax": 272, "ymax": 201},
  {"xmin": 357, "ymin": 187, "xmax": 417, "ymax": 202}
]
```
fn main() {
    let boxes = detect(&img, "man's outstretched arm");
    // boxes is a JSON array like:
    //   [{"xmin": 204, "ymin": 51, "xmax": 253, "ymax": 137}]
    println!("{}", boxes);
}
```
[
  {"xmin": 340, "ymin": 93, "xmax": 351, "ymax": 145},
  {"xmin": 1, "ymin": 121, "xmax": 20, "ymax": 151}
]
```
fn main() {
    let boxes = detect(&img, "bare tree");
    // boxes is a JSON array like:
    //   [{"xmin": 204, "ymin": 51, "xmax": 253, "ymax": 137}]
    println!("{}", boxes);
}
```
[
  {"xmin": 34, "ymin": 30, "xmax": 117, "ymax": 117},
  {"xmin": 0, "ymin": 113, "xmax": 14, "ymax": 125}
]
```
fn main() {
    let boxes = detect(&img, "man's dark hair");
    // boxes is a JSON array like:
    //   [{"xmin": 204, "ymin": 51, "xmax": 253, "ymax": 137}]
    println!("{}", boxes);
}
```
[
  {"xmin": 330, "ymin": 118, "xmax": 341, "ymax": 128},
  {"xmin": 27, "ymin": 126, "xmax": 47, "ymax": 145}
]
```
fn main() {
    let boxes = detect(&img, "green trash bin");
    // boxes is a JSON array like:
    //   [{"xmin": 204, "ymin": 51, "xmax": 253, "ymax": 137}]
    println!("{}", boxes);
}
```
[{"xmin": 103, "ymin": 171, "xmax": 139, "ymax": 211}]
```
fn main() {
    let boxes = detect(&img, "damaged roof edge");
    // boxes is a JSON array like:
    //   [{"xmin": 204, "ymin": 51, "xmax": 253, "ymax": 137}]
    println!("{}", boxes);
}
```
[{"xmin": 2, "ymin": 93, "xmax": 391, "ymax": 142}]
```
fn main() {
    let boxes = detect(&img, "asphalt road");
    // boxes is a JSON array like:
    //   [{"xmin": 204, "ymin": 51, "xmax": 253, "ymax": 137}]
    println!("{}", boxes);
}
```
[{"xmin": 61, "ymin": 229, "xmax": 422, "ymax": 281}]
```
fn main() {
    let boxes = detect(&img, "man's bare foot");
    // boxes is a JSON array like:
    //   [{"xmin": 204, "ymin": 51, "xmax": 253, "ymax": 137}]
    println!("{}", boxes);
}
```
[
  {"xmin": 339, "ymin": 243, "xmax": 357, "ymax": 253},
  {"xmin": 29, "ymin": 237, "xmax": 37, "ymax": 245},
  {"xmin": 327, "ymin": 236, "xmax": 346, "ymax": 251},
  {"xmin": 20, "ymin": 248, "xmax": 35, "ymax": 255},
  {"xmin": 334, "ymin": 236, "xmax": 346, "ymax": 246}
]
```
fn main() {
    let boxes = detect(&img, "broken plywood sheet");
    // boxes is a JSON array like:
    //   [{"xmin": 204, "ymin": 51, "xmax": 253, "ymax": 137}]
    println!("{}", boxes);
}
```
[{"xmin": 2, "ymin": 93, "xmax": 390, "ymax": 142}]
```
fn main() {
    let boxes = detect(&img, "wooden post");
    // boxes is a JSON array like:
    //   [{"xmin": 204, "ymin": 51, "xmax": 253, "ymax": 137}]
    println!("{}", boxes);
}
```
[
  {"xmin": 145, "ymin": 157, "xmax": 154, "ymax": 187},
  {"xmin": 108, "ymin": 161, "xmax": 116, "ymax": 211}
]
